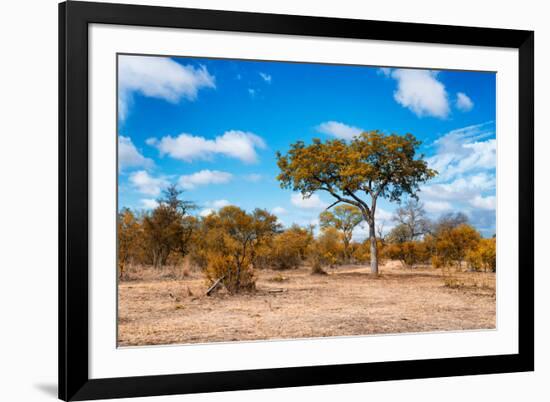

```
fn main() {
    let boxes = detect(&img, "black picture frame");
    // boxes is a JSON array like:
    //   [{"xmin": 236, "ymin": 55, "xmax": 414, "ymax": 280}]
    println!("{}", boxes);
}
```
[{"xmin": 59, "ymin": 1, "xmax": 534, "ymax": 400}]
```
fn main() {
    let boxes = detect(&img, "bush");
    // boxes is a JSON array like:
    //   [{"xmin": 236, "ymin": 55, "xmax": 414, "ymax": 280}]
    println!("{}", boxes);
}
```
[
  {"xmin": 353, "ymin": 239, "xmax": 386, "ymax": 265},
  {"xmin": 432, "ymin": 224, "xmax": 481, "ymax": 268},
  {"xmin": 193, "ymin": 206, "xmax": 279, "ymax": 293},
  {"xmin": 466, "ymin": 238, "xmax": 496, "ymax": 272},
  {"xmin": 385, "ymin": 241, "xmax": 428, "ymax": 268},
  {"xmin": 315, "ymin": 227, "xmax": 344, "ymax": 267},
  {"xmin": 205, "ymin": 253, "xmax": 256, "ymax": 293},
  {"xmin": 260, "ymin": 226, "xmax": 313, "ymax": 270}
]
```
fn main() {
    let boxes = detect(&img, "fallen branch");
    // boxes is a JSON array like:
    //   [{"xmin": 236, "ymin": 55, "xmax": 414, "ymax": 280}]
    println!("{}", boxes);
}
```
[
  {"xmin": 206, "ymin": 276, "xmax": 225, "ymax": 296},
  {"xmin": 266, "ymin": 288, "xmax": 286, "ymax": 293}
]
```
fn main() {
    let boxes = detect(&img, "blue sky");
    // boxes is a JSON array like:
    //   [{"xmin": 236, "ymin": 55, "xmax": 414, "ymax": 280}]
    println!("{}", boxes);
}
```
[{"xmin": 118, "ymin": 54, "xmax": 496, "ymax": 238}]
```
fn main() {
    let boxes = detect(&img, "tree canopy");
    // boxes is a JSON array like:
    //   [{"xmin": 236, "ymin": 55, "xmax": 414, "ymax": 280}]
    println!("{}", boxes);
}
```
[
  {"xmin": 320, "ymin": 204, "xmax": 363, "ymax": 262},
  {"xmin": 277, "ymin": 131, "xmax": 436, "ymax": 274}
]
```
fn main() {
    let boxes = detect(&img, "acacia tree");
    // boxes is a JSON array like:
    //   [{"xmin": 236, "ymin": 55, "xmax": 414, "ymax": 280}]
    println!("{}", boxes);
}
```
[
  {"xmin": 277, "ymin": 131, "xmax": 436, "ymax": 274},
  {"xmin": 319, "ymin": 204, "xmax": 362, "ymax": 263}
]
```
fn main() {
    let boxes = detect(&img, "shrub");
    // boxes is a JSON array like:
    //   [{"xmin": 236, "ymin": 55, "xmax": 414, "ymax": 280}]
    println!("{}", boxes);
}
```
[
  {"xmin": 205, "ymin": 253, "xmax": 256, "ymax": 293},
  {"xmin": 263, "ymin": 226, "xmax": 313, "ymax": 270},
  {"xmin": 193, "ymin": 206, "xmax": 279, "ymax": 293},
  {"xmin": 353, "ymin": 239, "xmax": 386, "ymax": 265},
  {"xmin": 315, "ymin": 227, "xmax": 344, "ymax": 267},
  {"xmin": 432, "ymin": 224, "xmax": 481, "ymax": 268},
  {"xmin": 466, "ymin": 238, "xmax": 496, "ymax": 272},
  {"xmin": 385, "ymin": 241, "xmax": 428, "ymax": 268}
]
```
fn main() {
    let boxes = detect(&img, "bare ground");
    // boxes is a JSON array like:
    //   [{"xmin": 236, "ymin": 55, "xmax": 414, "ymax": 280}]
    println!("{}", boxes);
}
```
[{"xmin": 117, "ymin": 262, "xmax": 496, "ymax": 347}]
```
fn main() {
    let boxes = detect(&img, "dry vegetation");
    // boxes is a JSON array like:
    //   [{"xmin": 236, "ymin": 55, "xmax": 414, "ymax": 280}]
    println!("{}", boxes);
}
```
[
  {"xmin": 117, "ymin": 131, "xmax": 497, "ymax": 347},
  {"xmin": 118, "ymin": 261, "xmax": 495, "ymax": 347}
]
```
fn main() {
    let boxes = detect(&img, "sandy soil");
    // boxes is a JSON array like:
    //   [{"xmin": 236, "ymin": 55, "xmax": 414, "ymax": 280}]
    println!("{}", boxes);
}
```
[{"xmin": 117, "ymin": 262, "xmax": 496, "ymax": 347}]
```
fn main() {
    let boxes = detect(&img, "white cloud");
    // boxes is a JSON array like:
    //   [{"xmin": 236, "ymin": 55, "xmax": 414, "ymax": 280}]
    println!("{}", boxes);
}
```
[
  {"xmin": 199, "ymin": 208, "xmax": 215, "ymax": 217},
  {"xmin": 179, "ymin": 170, "xmax": 233, "ymax": 190},
  {"xmin": 118, "ymin": 136, "xmax": 154, "ymax": 171},
  {"xmin": 140, "ymin": 198, "xmax": 159, "ymax": 209},
  {"xmin": 291, "ymin": 193, "xmax": 328, "ymax": 210},
  {"xmin": 150, "ymin": 130, "xmax": 266, "ymax": 164},
  {"xmin": 424, "ymin": 200, "xmax": 453, "ymax": 214},
  {"xmin": 417, "ymin": 122, "xmax": 497, "ymax": 234},
  {"xmin": 118, "ymin": 55, "xmax": 215, "ymax": 120},
  {"xmin": 244, "ymin": 173, "xmax": 263, "ymax": 182},
  {"xmin": 375, "ymin": 208, "xmax": 393, "ymax": 223},
  {"xmin": 198, "ymin": 200, "xmax": 232, "ymax": 217},
  {"xmin": 428, "ymin": 122, "xmax": 496, "ymax": 181},
  {"xmin": 316, "ymin": 121, "xmax": 363, "ymax": 140},
  {"xmin": 388, "ymin": 69, "xmax": 450, "ymax": 118},
  {"xmin": 210, "ymin": 199, "xmax": 231, "ymax": 208},
  {"xmin": 378, "ymin": 67, "xmax": 392, "ymax": 77},
  {"xmin": 248, "ymin": 88, "xmax": 256, "ymax": 97},
  {"xmin": 455, "ymin": 92, "xmax": 474, "ymax": 112},
  {"xmin": 422, "ymin": 173, "xmax": 496, "ymax": 202},
  {"xmin": 470, "ymin": 195, "xmax": 496, "ymax": 210},
  {"xmin": 259, "ymin": 72, "xmax": 272, "ymax": 83},
  {"xmin": 272, "ymin": 206, "xmax": 287, "ymax": 215},
  {"xmin": 129, "ymin": 170, "xmax": 168, "ymax": 196}
]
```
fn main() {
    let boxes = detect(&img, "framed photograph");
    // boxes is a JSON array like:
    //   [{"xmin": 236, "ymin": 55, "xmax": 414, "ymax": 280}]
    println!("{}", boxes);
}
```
[{"xmin": 59, "ymin": 1, "xmax": 534, "ymax": 400}]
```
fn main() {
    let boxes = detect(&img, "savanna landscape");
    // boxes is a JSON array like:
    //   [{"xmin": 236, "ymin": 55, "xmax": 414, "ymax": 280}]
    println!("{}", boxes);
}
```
[{"xmin": 117, "ymin": 55, "xmax": 497, "ymax": 346}]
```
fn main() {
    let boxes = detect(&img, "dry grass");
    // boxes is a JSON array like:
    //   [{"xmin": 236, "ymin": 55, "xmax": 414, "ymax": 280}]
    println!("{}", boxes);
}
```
[{"xmin": 117, "ymin": 261, "xmax": 496, "ymax": 347}]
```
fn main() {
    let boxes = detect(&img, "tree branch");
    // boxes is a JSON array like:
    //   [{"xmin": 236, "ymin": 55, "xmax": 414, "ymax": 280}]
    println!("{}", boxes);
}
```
[
  {"xmin": 319, "ymin": 187, "xmax": 362, "ymax": 210},
  {"xmin": 325, "ymin": 200, "xmax": 341, "ymax": 210},
  {"xmin": 344, "ymin": 188, "xmax": 372, "ymax": 219}
]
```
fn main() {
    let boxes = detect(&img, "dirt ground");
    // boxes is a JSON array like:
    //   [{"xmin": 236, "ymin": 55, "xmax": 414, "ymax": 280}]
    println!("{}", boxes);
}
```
[{"xmin": 117, "ymin": 262, "xmax": 496, "ymax": 347}]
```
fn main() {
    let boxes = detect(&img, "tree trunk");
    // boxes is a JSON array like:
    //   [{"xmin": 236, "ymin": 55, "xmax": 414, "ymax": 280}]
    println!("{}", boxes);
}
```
[
  {"xmin": 369, "ymin": 222, "xmax": 379, "ymax": 275},
  {"xmin": 235, "ymin": 263, "xmax": 241, "ymax": 293},
  {"xmin": 343, "ymin": 238, "xmax": 350, "ymax": 264}
]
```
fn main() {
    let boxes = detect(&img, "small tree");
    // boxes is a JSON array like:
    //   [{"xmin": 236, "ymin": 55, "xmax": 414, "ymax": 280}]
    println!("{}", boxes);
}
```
[
  {"xmin": 433, "ymin": 224, "xmax": 481, "ymax": 268},
  {"xmin": 319, "ymin": 205, "xmax": 362, "ymax": 263},
  {"xmin": 392, "ymin": 199, "xmax": 431, "ymax": 241},
  {"xmin": 117, "ymin": 208, "xmax": 142, "ymax": 278},
  {"xmin": 315, "ymin": 227, "xmax": 345, "ymax": 268},
  {"xmin": 433, "ymin": 212, "xmax": 469, "ymax": 235},
  {"xmin": 277, "ymin": 131, "xmax": 436, "ymax": 274},
  {"xmin": 264, "ymin": 226, "xmax": 313, "ymax": 270},
  {"xmin": 198, "ymin": 206, "xmax": 280, "ymax": 293},
  {"xmin": 142, "ymin": 185, "xmax": 196, "ymax": 268},
  {"xmin": 385, "ymin": 241, "xmax": 428, "ymax": 269},
  {"xmin": 386, "ymin": 223, "xmax": 413, "ymax": 244},
  {"xmin": 466, "ymin": 238, "xmax": 496, "ymax": 272},
  {"xmin": 158, "ymin": 184, "xmax": 196, "ymax": 214}
]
